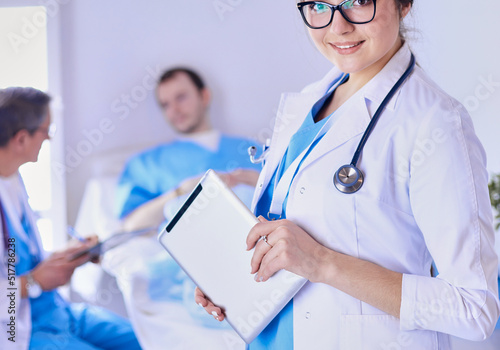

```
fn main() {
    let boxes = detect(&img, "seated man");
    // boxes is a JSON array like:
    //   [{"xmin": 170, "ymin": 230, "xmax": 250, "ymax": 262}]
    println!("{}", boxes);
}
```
[
  {"xmin": 104, "ymin": 68, "xmax": 261, "ymax": 349},
  {"xmin": 116, "ymin": 67, "xmax": 261, "ymax": 232},
  {"xmin": 0, "ymin": 87, "xmax": 142, "ymax": 350}
]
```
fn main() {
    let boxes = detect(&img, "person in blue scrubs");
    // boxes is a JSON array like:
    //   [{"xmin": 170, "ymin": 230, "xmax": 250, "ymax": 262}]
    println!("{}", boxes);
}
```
[
  {"xmin": 116, "ymin": 67, "xmax": 261, "ymax": 231},
  {"xmin": 0, "ymin": 87, "xmax": 142, "ymax": 350}
]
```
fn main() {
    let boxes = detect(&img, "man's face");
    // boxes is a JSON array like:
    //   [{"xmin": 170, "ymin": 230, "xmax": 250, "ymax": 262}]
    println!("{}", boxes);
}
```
[
  {"xmin": 156, "ymin": 72, "xmax": 210, "ymax": 134},
  {"xmin": 25, "ymin": 110, "xmax": 51, "ymax": 163}
]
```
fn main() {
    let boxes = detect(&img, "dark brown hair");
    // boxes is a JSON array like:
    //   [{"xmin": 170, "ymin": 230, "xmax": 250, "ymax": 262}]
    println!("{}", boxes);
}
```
[{"xmin": 158, "ymin": 67, "xmax": 206, "ymax": 92}]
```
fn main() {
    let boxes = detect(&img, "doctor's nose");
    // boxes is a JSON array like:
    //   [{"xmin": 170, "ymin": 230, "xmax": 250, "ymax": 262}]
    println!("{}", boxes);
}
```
[{"xmin": 329, "ymin": 11, "xmax": 355, "ymax": 35}]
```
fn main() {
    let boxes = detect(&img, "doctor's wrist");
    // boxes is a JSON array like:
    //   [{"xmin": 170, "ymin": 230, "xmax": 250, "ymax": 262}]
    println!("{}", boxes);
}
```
[
  {"xmin": 20, "ymin": 271, "xmax": 44, "ymax": 299},
  {"xmin": 308, "ymin": 246, "xmax": 338, "ymax": 284}
]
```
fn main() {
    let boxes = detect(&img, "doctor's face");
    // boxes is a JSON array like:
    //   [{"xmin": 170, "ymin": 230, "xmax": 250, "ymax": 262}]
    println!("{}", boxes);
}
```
[
  {"xmin": 156, "ymin": 72, "xmax": 211, "ymax": 135},
  {"xmin": 305, "ymin": 0, "xmax": 410, "ymax": 80},
  {"xmin": 25, "ymin": 110, "xmax": 51, "ymax": 163}
]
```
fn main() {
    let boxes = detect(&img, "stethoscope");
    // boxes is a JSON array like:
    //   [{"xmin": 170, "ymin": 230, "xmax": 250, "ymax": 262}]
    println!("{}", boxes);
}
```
[
  {"xmin": 248, "ymin": 138, "xmax": 271, "ymax": 165},
  {"xmin": 334, "ymin": 53, "xmax": 415, "ymax": 193},
  {"xmin": 249, "ymin": 53, "xmax": 416, "ymax": 197}
]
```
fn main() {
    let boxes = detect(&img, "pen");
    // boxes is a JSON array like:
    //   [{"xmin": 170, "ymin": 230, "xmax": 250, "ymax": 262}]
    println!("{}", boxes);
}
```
[{"xmin": 67, "ymin": 226, "xmax": 87, "ymax": 242}]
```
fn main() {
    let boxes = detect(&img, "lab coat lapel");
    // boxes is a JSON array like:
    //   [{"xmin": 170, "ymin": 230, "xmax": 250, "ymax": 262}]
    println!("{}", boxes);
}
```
[
  {"xmin": 0, "ymin": 174, "xmax": 43, "ymax": 253},
  {"xmin": 251, "ymin": 66, "xmax": 347, "ymax": 210},
  {"xmin": 261, "ymin": 66, "xmax": 345, "ymax": 181},
  {"xmin": 252, "ymin": 92, "xmax": 319, "ymax": 208},
  {"xmin": 299, "ymin": 93, "xmax": 371, "ymax": 171},
  {"xmin": 297, "ymin": 44, "xmax": 413, "ymax": 173}
]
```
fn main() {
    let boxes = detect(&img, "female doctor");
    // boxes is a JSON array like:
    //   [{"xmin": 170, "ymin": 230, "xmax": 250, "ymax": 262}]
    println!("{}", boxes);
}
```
[{"xmin": 196, "ymin": 0, "xmax": 500, "ymax": 348}]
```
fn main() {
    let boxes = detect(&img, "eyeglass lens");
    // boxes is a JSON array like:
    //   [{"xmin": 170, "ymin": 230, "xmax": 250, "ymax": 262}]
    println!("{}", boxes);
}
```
[{"xmin": 301, "ymin": 0, "xmax": 375, "ymax": 28}]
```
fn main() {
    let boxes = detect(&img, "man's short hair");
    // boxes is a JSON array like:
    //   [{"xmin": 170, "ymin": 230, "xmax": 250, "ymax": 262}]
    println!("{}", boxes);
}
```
[
  {"xmin": 0, "ymin": 87, "xmax": 51, "ymax": 147},
  {"xmin": 157, "ymin": 67, "xmax": 206, "ymax": 92}
]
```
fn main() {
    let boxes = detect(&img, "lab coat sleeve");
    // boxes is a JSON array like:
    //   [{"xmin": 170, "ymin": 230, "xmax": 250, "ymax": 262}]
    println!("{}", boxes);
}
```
[
  {"xmin": 0, "ymin": 235, "xmax": 30, "ymax": 349},
  {"xmin": 400, "ymin": 97, "xmax": 500, "ymax": 340}
]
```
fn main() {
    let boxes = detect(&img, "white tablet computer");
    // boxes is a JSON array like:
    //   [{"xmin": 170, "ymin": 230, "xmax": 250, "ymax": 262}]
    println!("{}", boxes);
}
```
[{"xmin": 158, "ymin": 169, "xmax": 306, "ymax": 344}]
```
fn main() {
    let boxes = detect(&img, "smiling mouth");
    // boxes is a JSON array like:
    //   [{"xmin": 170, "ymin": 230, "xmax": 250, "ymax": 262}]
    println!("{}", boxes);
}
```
[{"xmin": 333, "ymin": 41, "xmax": 364, "ymax": 49}]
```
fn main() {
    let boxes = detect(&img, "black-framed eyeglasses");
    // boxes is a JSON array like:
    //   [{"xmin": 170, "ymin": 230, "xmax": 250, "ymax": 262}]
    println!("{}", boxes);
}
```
[{"xmin": 297, "ymin": 0, "xmax": 377, "ymax": 29}]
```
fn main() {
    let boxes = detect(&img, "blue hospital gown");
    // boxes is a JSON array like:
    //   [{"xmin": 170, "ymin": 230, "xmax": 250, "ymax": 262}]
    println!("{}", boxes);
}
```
[{"xmin": 116, "ymin": 134, "xmax": 260, "ymax": 218}]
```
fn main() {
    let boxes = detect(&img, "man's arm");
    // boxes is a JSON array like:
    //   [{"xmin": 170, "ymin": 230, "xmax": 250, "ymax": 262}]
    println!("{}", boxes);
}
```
[
  {"xmin": 121, "ymin": 169, "xmax": 260, "ymax": 232},
  {"xmin": 120, "ymin": 190, "xmax": 177, "ymax": 232},
  {"xmin": 120, "ymin": 175, "xmax": 201, "ymax": 232}
]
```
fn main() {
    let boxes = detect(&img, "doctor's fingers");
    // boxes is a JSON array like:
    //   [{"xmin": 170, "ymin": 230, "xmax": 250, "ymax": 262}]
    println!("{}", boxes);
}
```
[
  {"xmin": 43, "ymin": 249, "xmax": 88, "ymax": 272},
  {"xmin": 250, "ymin": 237, "xmax": 275, "ymax": 274},
  {"xmin": 254, "ymin": 243, "xmax": 287, "ymax": 282},
  {"xmin": 246, "ymin": 218, "xmax": 293, "ymax": 250},
  {"xmin": 255, "ymin": 240, "xmax": 321, "ymax": 283},
  {"xmin": 61, "ymin": 245, "xmax": 94, "ymax": 267},
  {"xmin": 194, "ymin": 287, "xmax": 225, "ymax": 322}
]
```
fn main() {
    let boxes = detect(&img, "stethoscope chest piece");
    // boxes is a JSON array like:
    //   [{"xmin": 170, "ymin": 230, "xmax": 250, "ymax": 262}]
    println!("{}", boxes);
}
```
[{"xmin": 333, "ymin": 164, "xmax": 364, "ymax": 194}]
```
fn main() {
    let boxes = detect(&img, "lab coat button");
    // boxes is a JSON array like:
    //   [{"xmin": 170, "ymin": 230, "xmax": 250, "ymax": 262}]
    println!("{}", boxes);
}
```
[
  {"xmin": 259, "ymin": 183, "xmax": 263, "ymax": 188},
  {"xmin": 305, "ymin": 312, "xmax": 310, "ymax": 319},
  {"xmin": 300, "ymin": 187, "xmax": 305, "ymax": 194}
]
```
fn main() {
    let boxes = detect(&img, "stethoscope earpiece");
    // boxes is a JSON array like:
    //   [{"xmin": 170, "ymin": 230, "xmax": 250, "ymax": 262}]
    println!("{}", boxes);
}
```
[{"xmin": 333, "ymin": 164, "xmax": 364, "ymax": 194}]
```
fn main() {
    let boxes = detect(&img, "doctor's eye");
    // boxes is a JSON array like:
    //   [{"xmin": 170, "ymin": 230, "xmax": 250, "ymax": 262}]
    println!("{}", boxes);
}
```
[
  {"xmin": 343, "ymin": 0, "xmax": 372, "ymax": 9},
  {"xmin": 308, "ymin": 2, "xmax": 330, "ymax": 14}
]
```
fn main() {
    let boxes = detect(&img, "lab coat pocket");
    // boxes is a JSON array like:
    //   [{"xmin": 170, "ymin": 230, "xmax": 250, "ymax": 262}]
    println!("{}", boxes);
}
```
[{"xmin": 339, "ymin": 314, "xmax": 438, "ymax": 350}]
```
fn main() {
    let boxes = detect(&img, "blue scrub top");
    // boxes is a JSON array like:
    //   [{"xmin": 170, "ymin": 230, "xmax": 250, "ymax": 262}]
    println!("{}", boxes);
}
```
[
  {"xmin": 251, "ymin": 86, "xmax": 342, "ymax": 349},
  {"xmin": 116, "ymin": 135, "xmax": 260, "ymax": 218},
  {"xmin": 5, "ymin": 199, "xmax": 142, "ymax": 350},
  {"xmin": 5, "ymin": 210, "xmax": 70, "ymax": 331}
]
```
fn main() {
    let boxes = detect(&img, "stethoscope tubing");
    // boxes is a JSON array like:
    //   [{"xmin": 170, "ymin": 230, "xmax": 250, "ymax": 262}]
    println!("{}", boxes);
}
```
[
  {"xmin": 350, "ymin": 53, "xmax": 416, "ymax": 167},
  {"xmin": 333, "ymin": 54, "xmax": 416, "ymax": 194},
  {"xmin": 251, "ymin": 53, "xmax": 417, "ymax": 199}
]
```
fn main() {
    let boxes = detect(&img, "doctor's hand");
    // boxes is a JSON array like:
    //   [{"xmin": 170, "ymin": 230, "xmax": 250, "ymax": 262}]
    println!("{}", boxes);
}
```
[
  {"xmin": 247, "ymin": 216, "xmax": 331, "ymax": 283},
  {"xmin": 31, "ymin": 237, "xmax": 98, "ymax": 291},
  {"xmin": 67, "ymin": 234, "xmax": 100, "ymax": 264},
  {"xmin": 194, "ymin": 287, "xmax": 225, "ymax": 322}
]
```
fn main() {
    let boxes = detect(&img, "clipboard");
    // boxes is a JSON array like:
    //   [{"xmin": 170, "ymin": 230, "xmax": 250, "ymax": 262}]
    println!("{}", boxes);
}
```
[
  {"xmin": 158, "ymin": 169, "xmax": 306, "ymax": 344},
  {"xmin": 69, "ymin": 227, "xmax": 155, "ymax": 261}
]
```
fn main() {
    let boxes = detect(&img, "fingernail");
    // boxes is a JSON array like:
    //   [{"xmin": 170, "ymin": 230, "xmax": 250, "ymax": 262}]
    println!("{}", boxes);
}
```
[
  {"xmin": 198, "ymin": 303, "xmax": 203, "ymax": 308},
  {"xmin": 211, "ymin": 311, "xmax": 218, "ymax": 317},
  {"xmin": 254, "ymin": 274, "xmax": 264, "ymax": 282}
]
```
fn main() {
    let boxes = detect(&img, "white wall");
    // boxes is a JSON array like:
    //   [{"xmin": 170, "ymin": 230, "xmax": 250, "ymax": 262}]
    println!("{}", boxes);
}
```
[
  {"xmin": 59, "ymin": 0, "xmax": 330, "ymax": 224},
  {"xmin": 410, "ymin": 1, "xmax": 500, "ymax": 174},
  {"xmin": 58, "ymin": 0, "xmax": 500, "ymax": 224}
]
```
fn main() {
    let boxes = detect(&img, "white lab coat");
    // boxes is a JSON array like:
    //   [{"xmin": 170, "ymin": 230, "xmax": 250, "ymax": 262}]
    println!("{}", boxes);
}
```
[
  {"xmin": 251, "ymin": 43, "xmax": 500, "ymax": 349},
  {"xmin": 0, "ymin": 174, "xmax": 43, "ymax": 350}
]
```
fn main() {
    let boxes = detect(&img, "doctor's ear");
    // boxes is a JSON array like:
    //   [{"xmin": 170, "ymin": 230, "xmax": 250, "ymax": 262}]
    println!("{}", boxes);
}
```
[
  {"xmin": 9, "ymin": 129, "xmax": 31, "ymax": 150},
  {"xmin": 398, "ymin": 0, "xmax": 412, "ymax": 19},
  {"xmin": 201, "ymin": 88, "xmax": 211, "ymax": 108}
]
